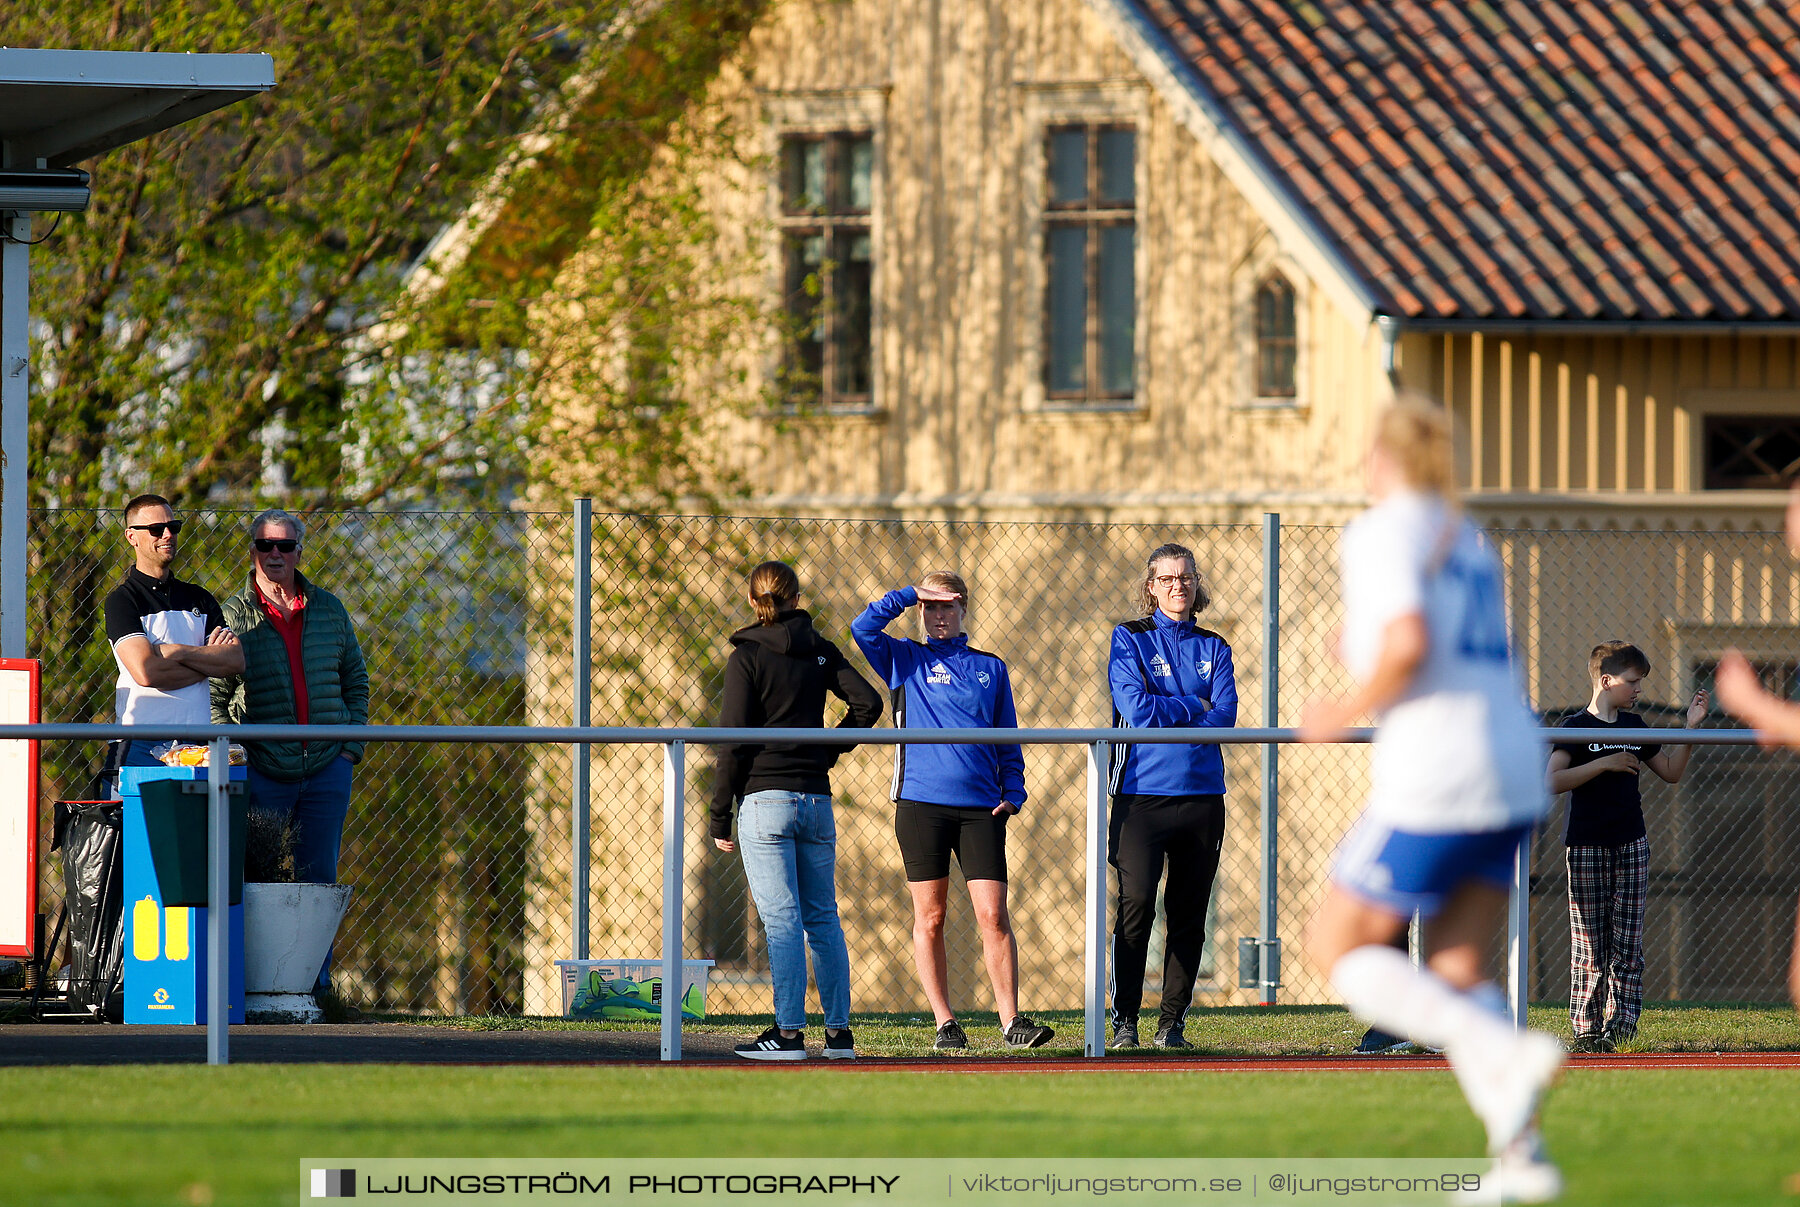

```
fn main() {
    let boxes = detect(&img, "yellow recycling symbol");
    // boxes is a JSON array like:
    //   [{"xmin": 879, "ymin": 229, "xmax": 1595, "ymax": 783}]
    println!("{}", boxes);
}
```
[{"xmin": 153, "ymin": 987, "xmax": 169, "ymax": 1004}]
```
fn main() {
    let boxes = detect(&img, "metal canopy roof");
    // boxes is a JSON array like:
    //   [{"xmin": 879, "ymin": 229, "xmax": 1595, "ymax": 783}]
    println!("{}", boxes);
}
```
[{"xmin": 0, "ymin": 47, "xmax": 275, "ymax": 166}]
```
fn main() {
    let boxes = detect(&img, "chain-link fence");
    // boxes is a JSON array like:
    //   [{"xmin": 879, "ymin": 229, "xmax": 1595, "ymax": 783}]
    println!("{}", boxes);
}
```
[
  {"xmin": 29, "ymin": 508, "xmax": 565, "ymax": 1016},
  {"xmin": 25, "ymin": 508, "xmax": 1800, "ymax": 1019}
]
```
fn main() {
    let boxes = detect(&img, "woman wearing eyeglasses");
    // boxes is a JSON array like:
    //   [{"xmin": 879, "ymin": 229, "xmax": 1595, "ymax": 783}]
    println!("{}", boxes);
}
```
[
  {"xmin": 1105, "ymin": 543, "xmax": 1238, "ymax": 1049},
  {"xmin": 211, "ymin": 508, "xmax": 369, "ymax": 1005}
]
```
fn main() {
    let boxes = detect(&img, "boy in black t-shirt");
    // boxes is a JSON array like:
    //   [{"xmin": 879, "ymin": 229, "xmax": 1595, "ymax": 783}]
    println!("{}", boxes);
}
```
[{"xmin": 1548, "ymin": 641, "xmax": 1706, "ymax": 1052}]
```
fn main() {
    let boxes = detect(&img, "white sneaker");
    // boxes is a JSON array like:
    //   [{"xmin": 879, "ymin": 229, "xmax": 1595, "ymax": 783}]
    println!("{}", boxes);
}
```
[
  {"xmin": 1453, "ymin": 1027, "xmax": 1564, "ymax": 1154},
  {"xmin": 1454, "ymin": 1128, "xmax": 1563, "ymax": 1204},
  {"xmin": 1478, "ymin": 1031, "xmax": 1565, "ymax": 1154}
]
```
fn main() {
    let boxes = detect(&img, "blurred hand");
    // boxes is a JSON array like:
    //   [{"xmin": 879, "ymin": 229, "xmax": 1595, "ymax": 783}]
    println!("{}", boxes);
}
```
[
  {"xmin": 1299, "ymin": 697, "xmax": 1356, "ymax": 743},
  {"xmin": 206, "ymin": 626, "xmax": 239, "ymax": 648},
  {"xmin": 1685, "ymin": 688, "xmax": 1710, "ymax": 728},
  {"xmin": 713, "ymin": 838, "xmax": 735, "ymax": 853},
  {"xmin": 915, "ymin": 585, "xmax": 960, "ymax": 602},
  {"xmin": 1714, "ymin": 649, "xmax": 1767, "ymax": 721}
]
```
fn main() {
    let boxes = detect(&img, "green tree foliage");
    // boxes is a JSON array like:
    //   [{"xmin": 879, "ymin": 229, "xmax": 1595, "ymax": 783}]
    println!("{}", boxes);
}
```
[
  {"xmin": 17, "ymin": 0, "xmax": 774, "ymax": 1010},
  {"xmin": 16, "ymin": 0, "xmax": 768, "ymax": 512}
]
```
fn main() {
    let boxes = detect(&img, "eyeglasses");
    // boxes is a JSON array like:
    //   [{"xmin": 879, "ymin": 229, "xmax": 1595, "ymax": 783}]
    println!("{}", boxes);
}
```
[
  {"xmin": 253, "ymin": 539, "xmax": 300, "ymax": 553},
  {"xmin": 128, "ymin": 521, "xmax": 183, "ymax": 538},
  {"xmin": 1152, "ymin": 574, "xmax": 1197, "ymax": 589}
]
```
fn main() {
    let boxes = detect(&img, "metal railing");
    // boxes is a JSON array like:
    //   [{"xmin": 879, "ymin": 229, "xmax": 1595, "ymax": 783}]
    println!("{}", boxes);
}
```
[
  {"xmin": 29, "ymin": 506, "xmax": 1800, "ymax": 1015},
  {"xmin": 5, "ymin": 720, "xmax": 1765, "ymax": 1064}
]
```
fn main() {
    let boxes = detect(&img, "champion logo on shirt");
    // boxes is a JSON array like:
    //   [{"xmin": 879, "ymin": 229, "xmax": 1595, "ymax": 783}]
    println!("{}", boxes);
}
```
[
  {"xmin": 1149, "ymin": 654, "xmax": 1173, "ymax": 677},
  {"xmin": 926, "ymin": 661, "xmax": 953, "ymax": 684}
]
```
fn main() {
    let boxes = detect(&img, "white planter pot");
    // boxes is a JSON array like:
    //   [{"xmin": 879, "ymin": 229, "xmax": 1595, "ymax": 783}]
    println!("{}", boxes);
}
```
[{"xmin": 242, "ymin": 882, "xmax": 351, "ymax": 1023}]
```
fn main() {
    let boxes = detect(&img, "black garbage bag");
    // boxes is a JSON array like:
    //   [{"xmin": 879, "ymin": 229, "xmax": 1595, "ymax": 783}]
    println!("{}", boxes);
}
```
[{"xmin": 55, "ymin": 800, "xmax": 124, "ymax": 1021}]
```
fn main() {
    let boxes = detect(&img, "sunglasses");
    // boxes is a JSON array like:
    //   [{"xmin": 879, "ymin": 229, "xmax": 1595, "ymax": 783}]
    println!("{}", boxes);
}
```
[
  {"xmin": 128, "ymin": 521, "xmax": 184, "ymax": 538},
  {"xmin": 253, "ymin": 539, "xmax": 300, "ymax": 553}
]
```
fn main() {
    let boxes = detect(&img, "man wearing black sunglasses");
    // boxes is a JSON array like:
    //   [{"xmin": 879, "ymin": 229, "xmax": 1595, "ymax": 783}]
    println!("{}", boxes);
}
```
[
  {"xmin": 102, "ymin": 493, "xmax": 245, "ymax": 770},
  {"xmin": 212, "ymin": 508, "xmax": 369, "ymax": 1009}
]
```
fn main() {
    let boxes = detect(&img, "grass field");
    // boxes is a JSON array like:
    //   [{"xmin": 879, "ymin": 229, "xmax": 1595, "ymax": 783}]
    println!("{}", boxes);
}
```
[{"xmin": 6, "ymin": 1005, "xmax": 1798, "ymax": 1207}]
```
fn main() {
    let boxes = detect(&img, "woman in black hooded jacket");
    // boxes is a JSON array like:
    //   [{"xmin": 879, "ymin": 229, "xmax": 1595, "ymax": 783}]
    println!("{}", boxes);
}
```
[{"xmin": 713, "ymin": 561, "xmax": 882, "ymax": 1059}]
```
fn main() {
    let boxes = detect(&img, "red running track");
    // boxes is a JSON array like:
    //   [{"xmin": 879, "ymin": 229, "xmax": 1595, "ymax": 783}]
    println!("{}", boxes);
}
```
[{"xmin": 699, "ymin": 1052, "xmax": 1800, "ymax": 1072}]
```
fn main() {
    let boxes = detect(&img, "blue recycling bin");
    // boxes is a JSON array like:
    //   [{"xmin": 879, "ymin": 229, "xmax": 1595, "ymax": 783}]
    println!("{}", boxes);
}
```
[{"xmin": 120, "ymin": 765, "xmax": 246, "ymax": 1024}]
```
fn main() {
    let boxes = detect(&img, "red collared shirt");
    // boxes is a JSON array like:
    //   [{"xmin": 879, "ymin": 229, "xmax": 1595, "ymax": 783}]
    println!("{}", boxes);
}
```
[{"xmin": 256, "ymin": 584, "xmax": 309, "ymax": 725}]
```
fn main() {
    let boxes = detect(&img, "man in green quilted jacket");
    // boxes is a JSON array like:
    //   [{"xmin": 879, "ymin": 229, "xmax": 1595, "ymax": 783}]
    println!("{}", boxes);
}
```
[{"xmin": 211, "ymin": 508, "xmax": 369, "ymax": 998}]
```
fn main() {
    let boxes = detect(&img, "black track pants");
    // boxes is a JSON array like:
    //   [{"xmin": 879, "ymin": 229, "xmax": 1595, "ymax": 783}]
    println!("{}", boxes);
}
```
[{"xmin": 1109, "ymin": 793, "xmax": 1225, "ymax": 1026}]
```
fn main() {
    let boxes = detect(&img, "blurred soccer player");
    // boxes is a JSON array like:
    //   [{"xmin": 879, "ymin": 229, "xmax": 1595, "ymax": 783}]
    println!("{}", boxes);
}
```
[
  {"xmin": 1302, "ymin": 397, "xmax": 1565, "ymax": 1204},
  {"xmin": 1713, "ymin": 482, "xmax": 1800, "ymax": 1018}
]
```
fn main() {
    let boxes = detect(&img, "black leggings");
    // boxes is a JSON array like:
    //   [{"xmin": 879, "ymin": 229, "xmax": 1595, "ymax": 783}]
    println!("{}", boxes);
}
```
[{"xmin": 1109, "ymin": 793, "xmax": 1225, "ymax": 1026}]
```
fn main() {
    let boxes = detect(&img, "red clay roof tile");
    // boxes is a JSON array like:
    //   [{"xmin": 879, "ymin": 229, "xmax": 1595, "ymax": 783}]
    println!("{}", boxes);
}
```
[{"xmin": 1123, "ymin": 0, "xmax": 1800, "ymax": 321}]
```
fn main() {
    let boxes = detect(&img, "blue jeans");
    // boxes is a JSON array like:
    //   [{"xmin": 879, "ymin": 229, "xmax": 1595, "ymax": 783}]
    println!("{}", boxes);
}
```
[
  {"xmin": 248, "ymin": 756, "xmax": 355, "ymax": 993},
  {"xmin": 736, "ymin": 791, "xmax": 851, "ymax": 1031}
]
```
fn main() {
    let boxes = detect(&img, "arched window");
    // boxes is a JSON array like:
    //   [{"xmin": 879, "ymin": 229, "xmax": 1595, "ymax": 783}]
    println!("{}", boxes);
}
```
[{"xmin": 1255, "ymin": 274, "xmax": 1297, "ymax": 398}]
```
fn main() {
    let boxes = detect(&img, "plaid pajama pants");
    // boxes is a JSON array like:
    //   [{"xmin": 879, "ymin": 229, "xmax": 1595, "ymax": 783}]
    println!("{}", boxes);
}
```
[{"xmin": 1566, "ymin": 837, "xmax": 1650, "ymax": 1039}]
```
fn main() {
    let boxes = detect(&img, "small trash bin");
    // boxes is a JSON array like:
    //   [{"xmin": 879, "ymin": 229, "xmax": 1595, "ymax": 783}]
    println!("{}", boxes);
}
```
[
  {"xmin": 137, "ymin": 778, "xmax": 247, "ymax": 908},
  {"xmin": 120, "ymin": 766, "xmax": 247, "ymax": 1024},
  {"xmin": 54, "ymin": 800, "xmax": 125, "ymax": 1019}
]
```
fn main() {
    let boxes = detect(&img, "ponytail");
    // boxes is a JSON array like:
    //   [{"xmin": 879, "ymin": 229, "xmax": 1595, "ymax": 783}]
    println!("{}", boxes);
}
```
[{"xmin": 747, "ymin": 560, "xmax": 801, "ymax": 626}]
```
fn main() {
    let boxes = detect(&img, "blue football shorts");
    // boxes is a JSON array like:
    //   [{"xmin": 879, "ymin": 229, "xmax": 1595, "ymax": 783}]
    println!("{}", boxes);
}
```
[{"xmin": 1332, "ymin": 816, "xmax": 1532, "ymax": 918}]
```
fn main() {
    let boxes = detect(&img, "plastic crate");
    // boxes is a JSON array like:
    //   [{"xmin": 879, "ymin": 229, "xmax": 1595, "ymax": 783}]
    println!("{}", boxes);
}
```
[{"xmin": 555, "ymin": 958, "xmax": 713, "ymax": 1020}]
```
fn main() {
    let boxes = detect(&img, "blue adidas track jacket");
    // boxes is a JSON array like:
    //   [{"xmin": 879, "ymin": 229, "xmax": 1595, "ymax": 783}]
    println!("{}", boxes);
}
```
[
  {"xmin": 1108, "ymin": 610, "xmax": 1238, "ymax": 796},
  {"xmin": 851, "ymin": 587, "xmax": 1027, "ymax": 810}
]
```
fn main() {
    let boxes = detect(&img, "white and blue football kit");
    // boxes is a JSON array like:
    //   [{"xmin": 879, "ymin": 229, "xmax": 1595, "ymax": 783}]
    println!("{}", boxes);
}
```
[{"xmin": 1333, "ymin": 491, "xmax": 1549, "ymax": 916}]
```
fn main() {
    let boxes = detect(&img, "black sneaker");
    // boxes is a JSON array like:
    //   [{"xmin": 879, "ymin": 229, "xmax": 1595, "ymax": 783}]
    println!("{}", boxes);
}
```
[
  {"xmin": 1353, "ymin": 1026, "xmax": 1411, "ymax": 1055},
  {"xmin": 934, "ymin": 1018, "xmax": 968, "ymax": 1049},
  {"xmin": 1004, "ymin": 1014, "xmax": 1055, "ymax": 1048},
  {"xmin": 1109, "ymin": 1018, "xmax": 1139, "ymax": 1049},
  {"xmin": 1605, "ymin": 1022, "xmax": 1636, "ymax": 1049},
  {"xmin": 735, "ymin": 1026, "xmax": 807, "ymax": 1061},
  {"xmin": 1153, "ymin": 1022, "xmax": 1189, "ymax": 1049},
  {"xmin": 823, "ymin": 1027, "xmax": 856, "ymax": 1060},
  {"xmin": 1569, "ymin": 1034, "xmax": 1607, "ymax": 1054}
]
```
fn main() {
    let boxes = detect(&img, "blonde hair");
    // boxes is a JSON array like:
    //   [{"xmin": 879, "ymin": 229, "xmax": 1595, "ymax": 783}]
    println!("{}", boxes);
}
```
[
  {"xmin": 919, "ymin": 569, "xmax": 968, "ymax": 602},
  {"xmin": 1373, "ymin": 393, "xmax": 1459, "ymax": 499},
  {"xmin": 748, "ymin": 561, "xmax": 800, "ymax": 626}
]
